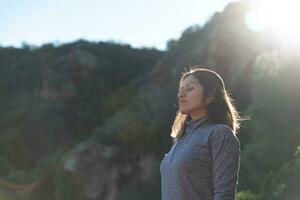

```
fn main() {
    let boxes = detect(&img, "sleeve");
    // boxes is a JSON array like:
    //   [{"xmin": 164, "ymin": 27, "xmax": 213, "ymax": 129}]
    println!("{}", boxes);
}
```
[{"xmin": 209, "ymin": 124, "xmax": 241, "ymax": 200}]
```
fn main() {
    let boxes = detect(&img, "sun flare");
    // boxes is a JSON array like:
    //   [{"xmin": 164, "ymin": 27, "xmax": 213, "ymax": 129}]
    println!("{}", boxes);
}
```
[{"xmin": 245, "ymin": 0, "xmax": 300, "ymax": 44}]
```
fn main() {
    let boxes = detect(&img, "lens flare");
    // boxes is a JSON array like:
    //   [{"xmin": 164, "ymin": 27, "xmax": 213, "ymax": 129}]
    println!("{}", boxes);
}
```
[{"xmin": 245, "ymin": 0, "xmax": 300, "ymax": 44}]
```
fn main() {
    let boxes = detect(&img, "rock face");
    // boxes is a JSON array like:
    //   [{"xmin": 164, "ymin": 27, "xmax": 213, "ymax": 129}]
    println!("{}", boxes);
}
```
[
  {"xmin": 40, "ymin": 50, "xmax": 97, "ymax": 102},
  {"xmin": 63, "ymin": 141, "xmax": 156, "ymax": 200}
]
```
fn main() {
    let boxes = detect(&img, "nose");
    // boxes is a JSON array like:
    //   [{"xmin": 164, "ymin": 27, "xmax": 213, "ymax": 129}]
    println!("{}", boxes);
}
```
[{"xmin": 177, "ymin": 90, "xmax": 185, "ymax": 100}]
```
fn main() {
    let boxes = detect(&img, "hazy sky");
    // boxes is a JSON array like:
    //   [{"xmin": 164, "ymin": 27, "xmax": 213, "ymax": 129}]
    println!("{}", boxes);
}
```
[{"xmin": 1, "ymin": 0, "xmax": 239, "ymax": 50}]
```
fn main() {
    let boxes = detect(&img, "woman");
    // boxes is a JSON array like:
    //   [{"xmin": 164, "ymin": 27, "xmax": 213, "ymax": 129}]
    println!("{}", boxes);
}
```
[{"xmin": 160, "ymin": 66, "xmax": 246, "ymax": 200}]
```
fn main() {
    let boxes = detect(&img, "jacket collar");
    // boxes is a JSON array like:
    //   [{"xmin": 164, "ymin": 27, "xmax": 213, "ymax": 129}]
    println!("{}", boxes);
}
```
[{"xmin": 185, "ymin": 114, "xmax": 210, "ymax": 131}]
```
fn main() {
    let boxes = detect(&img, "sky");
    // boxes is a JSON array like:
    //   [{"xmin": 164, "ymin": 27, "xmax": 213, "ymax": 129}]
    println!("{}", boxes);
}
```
[{"xmin": 0, "ymin": 0, "xmax": 239, "ymax": 50}]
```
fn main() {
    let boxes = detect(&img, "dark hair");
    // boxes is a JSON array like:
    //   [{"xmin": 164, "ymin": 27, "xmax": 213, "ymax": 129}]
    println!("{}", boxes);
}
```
[{"xmin": 171, "ymin": 66, "xmax": 249, "ymax": 141}]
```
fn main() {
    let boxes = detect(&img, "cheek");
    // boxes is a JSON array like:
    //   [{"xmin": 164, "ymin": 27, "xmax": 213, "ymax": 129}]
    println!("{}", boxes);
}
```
[{"xmin": 188, "ymin": 91, "xmax": 204, "ymax": 106}]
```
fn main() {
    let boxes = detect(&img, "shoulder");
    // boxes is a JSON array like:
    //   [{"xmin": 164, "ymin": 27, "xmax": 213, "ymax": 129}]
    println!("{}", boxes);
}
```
[{"xmin": 209, "ymin": 123, "xmax": 240, "ymax": 146}]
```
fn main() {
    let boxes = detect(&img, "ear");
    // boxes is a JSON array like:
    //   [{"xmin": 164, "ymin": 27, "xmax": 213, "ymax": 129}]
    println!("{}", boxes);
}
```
[
  {"xmin": 205, "ymin": 96, "xmax": 214, "ymax": 104},
  {"xmin": 205, "ymin": 89, "xmax": 216, "ymax": 104}
]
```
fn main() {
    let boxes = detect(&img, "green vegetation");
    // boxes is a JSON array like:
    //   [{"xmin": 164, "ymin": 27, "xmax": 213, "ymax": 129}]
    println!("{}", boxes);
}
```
[{"xmin": 0, "ymin": 1, "xmax": 299, "ymax": 199}]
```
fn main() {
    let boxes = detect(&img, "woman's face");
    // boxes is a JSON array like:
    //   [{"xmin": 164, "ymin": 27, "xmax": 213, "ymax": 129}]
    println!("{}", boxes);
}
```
[{"xmin": 177, "ymin": 75, "xmax": 208, "ymax": 116}]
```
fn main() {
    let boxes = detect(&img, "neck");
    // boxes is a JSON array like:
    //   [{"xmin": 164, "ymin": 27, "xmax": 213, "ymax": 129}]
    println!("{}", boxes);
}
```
[{"xmin": 189, "ymin": 109, "xmax": 208, "ymax": 120}]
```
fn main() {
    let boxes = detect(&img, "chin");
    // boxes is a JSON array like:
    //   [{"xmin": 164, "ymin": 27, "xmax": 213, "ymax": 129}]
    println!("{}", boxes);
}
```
[{"xmin": 179, "ymin": 108, "xmax": 189, "ymax": 115}]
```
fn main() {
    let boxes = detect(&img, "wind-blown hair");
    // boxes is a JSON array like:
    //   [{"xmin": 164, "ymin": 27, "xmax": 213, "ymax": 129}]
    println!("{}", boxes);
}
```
[{"xmin": 171, "ymin": 66, "xmax": 249, "ymax": 142}]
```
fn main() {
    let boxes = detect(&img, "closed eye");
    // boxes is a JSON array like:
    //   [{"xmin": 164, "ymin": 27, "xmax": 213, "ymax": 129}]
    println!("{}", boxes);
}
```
[{"xmin": 178, "ymin": 87, "xmax": 194, "ymax": 93}]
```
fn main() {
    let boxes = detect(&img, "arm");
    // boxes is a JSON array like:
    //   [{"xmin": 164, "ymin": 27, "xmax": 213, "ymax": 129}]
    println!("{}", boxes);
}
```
[{"xmin": 209, "ymin": 124, "xmax": 241, "ymax": 200}]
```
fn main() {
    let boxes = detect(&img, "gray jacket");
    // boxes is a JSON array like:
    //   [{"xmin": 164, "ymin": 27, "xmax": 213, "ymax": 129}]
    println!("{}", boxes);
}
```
[{"xmin": 160, "ymin": 115, "xmax": 240, "ymax": 200}]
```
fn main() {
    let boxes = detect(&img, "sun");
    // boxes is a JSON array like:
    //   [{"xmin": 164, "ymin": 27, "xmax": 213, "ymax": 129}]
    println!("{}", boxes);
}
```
[{"xmin": 245, "ymin": 0, "xmax": 300, "ymax": 44}]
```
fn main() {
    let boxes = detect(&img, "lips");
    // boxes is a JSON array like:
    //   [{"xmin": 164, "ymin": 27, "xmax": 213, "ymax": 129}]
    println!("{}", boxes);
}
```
[{"xmin": 178, "ymin": 100, "xmax": 187, "ymax": 104}]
